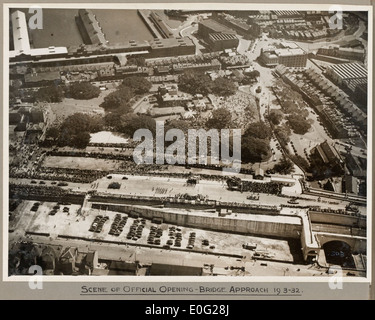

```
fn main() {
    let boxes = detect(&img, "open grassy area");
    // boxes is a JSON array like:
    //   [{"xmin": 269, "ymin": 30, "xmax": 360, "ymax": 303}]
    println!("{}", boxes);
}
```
[
  {"xmin": 43, "ymin": 156, "xmax": 122, "ymax": 171},
  {"xmin": 49, "ymin": 89, "xmax": 115, "ymax": 124}
]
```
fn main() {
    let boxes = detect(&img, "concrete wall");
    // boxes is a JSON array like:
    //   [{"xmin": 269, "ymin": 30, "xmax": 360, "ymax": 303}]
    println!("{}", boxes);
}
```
[
  {"xmin": 91, "ymin": 202, "xmax": 301, "ymax": 239},
  {"xmin": 90, "ymin": 195, "xmax": 280, "ymax": 215},
  {"xmin": 315, "ymin": 233, "xmax": 367, "ymax": 253},
  {"xmin": 310, "ymin": 211, "xmax": 366, "ymax": 228}
]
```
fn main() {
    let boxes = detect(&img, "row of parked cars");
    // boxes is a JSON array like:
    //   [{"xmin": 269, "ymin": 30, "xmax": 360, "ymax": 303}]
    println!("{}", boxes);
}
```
[
  {"xmin": 167, "ymin": 226, "xmax": 182, "ymax": 247},
  {"xmin": 89, "ymin": 215, "xmax": 109, "ymax": 233},
  {"xmin": 187, "ymin": 232, "xmax": 196, "ymax": 249},
  {"xmin": 31, "ymin": 202, "xmax": 40, "ymax": 212},
  {"xmin": 126, "ymin": 218, "xmax": 146, "ymax": 241},
  {"xmin": 109, "ymin": 214, "xmax": 128, "ymax": 236},
  {"xmin": 147, "ymin": 225, "xmax": 163, "ymax": 245}
]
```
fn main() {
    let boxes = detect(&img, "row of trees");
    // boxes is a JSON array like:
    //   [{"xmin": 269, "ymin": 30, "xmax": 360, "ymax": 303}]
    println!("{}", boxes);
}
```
[
  {"xmin": 100, "ymin": 77, "xmax": 152, "ymax": 112},
  {"xmin": 32, "ymin": 82, "xmax": 102, "ymax": 103},
  {"xmin": 46, "ymin": 113, "xmax": 105, "ymax": 148},
  {"xmin": 241, "ymin": 121, "xmax": 272, "ymax": 163},
  {"xmin": 272, "ymin": 81, "xmax": 313, "ymax": 136},
  {"xmin": 28, "ymin": 77, "xmax": 153, "ymax": 105},
  {"xmin": 179, "ymin": 71, "xmax": 237, "ymax": 97},
  {"xmin": 100, "ymin": 77, "xmax": 155, "ymax": 137}
]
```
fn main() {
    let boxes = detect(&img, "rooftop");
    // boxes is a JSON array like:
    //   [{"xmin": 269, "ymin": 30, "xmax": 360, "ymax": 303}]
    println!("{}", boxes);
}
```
[
  {"xmin": 199, "ymin": 19, "xmax": 236, "ymax": 34},
  {"xmin": 328, "ymin": 63, "xmax": 367, "ymax": 80},
  {"xmin": 209, "ymin": 32, "xmax": 238, "ymax": 41},
  {"xmin": 11, "ymin": 10, "xmax": 30, "ymax": 52},
  {"xmin": 24, "ymin": 71, "xmax": 61, "ymax": 83},
  {"xmin": 149, "ymin": 37, "xmax": 195, "ymax": 49},
  {"xmin": 275, "ymin": 48, "xmax": 305, "ymax": 56}
]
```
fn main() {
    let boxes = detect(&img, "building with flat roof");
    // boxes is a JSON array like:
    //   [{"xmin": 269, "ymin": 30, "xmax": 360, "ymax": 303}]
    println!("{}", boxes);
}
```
[
  {"xmin": 276, "ymin": 48, "xmax": 307, "ymax": 67},
  {"xmin": 344, "ymin": 175, "xmax": 359, "ymax": 194},
  {"xmin": 9, "ymin": 11, "xmax": 195, "ymax": 64},
  {"xmin": 10, "ymin": 10, "xmax": 68, "ymax": 59},
  {"xmin": 148, "ymin": 37, "xmax": 195, "ymax": 58},
  {"xmin": 260, "ymin": 43, "xmax": 307, "ymax": 67},
  {"xmin": 11, "ymin": 10, "xmax": 30, "ymax": 53}
]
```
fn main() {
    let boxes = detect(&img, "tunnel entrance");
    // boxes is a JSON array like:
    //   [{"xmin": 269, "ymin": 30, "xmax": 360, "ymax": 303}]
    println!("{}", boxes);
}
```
[{"xmin": 323, "ymin": 241, "xmax": 355, "ymax": 268}]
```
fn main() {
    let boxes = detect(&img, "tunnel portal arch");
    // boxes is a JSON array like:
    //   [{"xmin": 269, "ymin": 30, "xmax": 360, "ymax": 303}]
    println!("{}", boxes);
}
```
[{"xmin": 322, "ymin": 240, "xmax": 355, "ymax": 268}]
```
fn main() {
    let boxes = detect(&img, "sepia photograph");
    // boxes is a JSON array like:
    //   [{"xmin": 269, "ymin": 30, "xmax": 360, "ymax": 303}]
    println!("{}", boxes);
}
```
[{"xmin": 4, "ymin": 2, "xmax": 372, "ymax": 289}]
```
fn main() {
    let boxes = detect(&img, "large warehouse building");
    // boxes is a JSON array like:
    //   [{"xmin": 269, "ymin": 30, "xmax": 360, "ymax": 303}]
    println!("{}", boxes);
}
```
[
  {"xmin": 198, "ymin": 19, "xmax": 239, "ymax": 51},
  {"xmin": 10, "ymin": 10, "xmax": 68, "ymax": 59},
  {"xmin": 260, "ymin": 42, "xmax": 307, "ymax": 67},
  {"xmin": 10, "ymin": 10, "xmax": 195, "ymax": 64},
  {"xmin": 325, "ymin": 63, "xmax": 368, "ymax": 93}
]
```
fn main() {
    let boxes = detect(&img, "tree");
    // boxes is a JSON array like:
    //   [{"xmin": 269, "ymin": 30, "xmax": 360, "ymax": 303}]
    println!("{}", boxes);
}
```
[
  {"xmin": 108, "ymin": 182, "xmax": 121, "ymax": 189},
  {"xmin": 290, "ymin": 155, "xmax": 311, "ymax": 173},
  {"xmin": 166, "ymin": 119, "xmax": 190, "ymax": 133},
  {"xmin": 282, "ymin": 100, "xmax": 299, "ymax": 114},
  {"xmin": 245, "ymin": 70, "xmax": 260, "ymax": 80},
  {"xmin": 118, "ymin": 113, "xmax": 156, "ymax": 136},
  {"xmin": 46, "ymin": 127, "xmax": 60, "ymax": 142},
  {"xmin": 121, "ymin": 77, "xmax": 152, "ymax": 95},
  {"xmin": 68, "ymin": 82, "xmax": 101, "ymax": 100},
  {"xmin": 287, "ymin": 114, "xmax": 311, "ymax": 135},
  {"xmin": 268, "ymin": 109, "xmax": 284, "ymax": 125},
  {"xmin": 206, "ymin": 107, "xmax": 232, "ymax": 129},
  {"xmin": 273, "ymin": 157, "xmax": 295, "ymax": 175},
  {"xmin": 243, "ymin": 121, "xmax": 271, "ymax": 140},
  {"xmin": 241, "ymin": 136, "xmax": 271, "ymax": 163},
  {"xmin": 61, "ymin": 113, "xmax": 104, "ymax": 134},
  {"xmin": 100, "ymin": 87, "xmax": 134, "ymax": 111},
  {"xmin": 179, "ymin": 70, "xmax": 212, "ymax": 95},
  {"xmin": 211, "ymin": 77, "xmax": 237, "ymax": 96},
  {"xmin": 127, "ymin": 56, "xmax": 146, "ymax": 66},
  {"xmin": 34, "ymin": 85, "xmax": 64, "ymax": 103},
  {"xmin": 58, "ymin": 113, "xmax": 104, "ymax": 147},
  {"xmin": 274, "ymin": 124, "xmax": 291, "ymax": 147},
  {"xmin": 105, "ymin": 112, "xmax": 122, "ymax": 130},
  {"xmin": 70, "ymin": 131, "xmax": 91, "ymax": 149}
]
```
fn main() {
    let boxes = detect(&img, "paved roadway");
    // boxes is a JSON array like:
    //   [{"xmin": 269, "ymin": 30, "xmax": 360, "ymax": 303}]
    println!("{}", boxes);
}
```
[{"xmin": 10, "ymin": 173, "xmax": 351, "ymax": 212}]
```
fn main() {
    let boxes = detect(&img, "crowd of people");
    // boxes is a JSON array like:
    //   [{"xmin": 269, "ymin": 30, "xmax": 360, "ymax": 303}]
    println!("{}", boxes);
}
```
[
  {"xmin": 241, "ymin": 180, "xmax": 285, "ymax": 195},
  {"xmin": 11, "ymin": 167, "xmax": 108, "ymax": 184},
  {"xmin": 219, "ymin": 91, "xmax": 258, "ymax": 129},
  {"xmin": 9, "ymin": 183, "xmax": 70, "ymax": 198},
  {"xmin": 153, "ymin": 187, "xmax": 169, "ymax": 195}
]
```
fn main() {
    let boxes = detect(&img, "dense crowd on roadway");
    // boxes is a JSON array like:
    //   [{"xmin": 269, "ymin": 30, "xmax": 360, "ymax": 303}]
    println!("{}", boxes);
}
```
[{"xmin": 9, "ymin": 183, "xmax": 70, "ymax": 198}]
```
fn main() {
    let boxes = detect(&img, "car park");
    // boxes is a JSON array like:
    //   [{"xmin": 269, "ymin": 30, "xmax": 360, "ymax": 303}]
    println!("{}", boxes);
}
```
[{"xmin": 89, "ymin": 215, "xmax": 108, "ymax": 233}]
